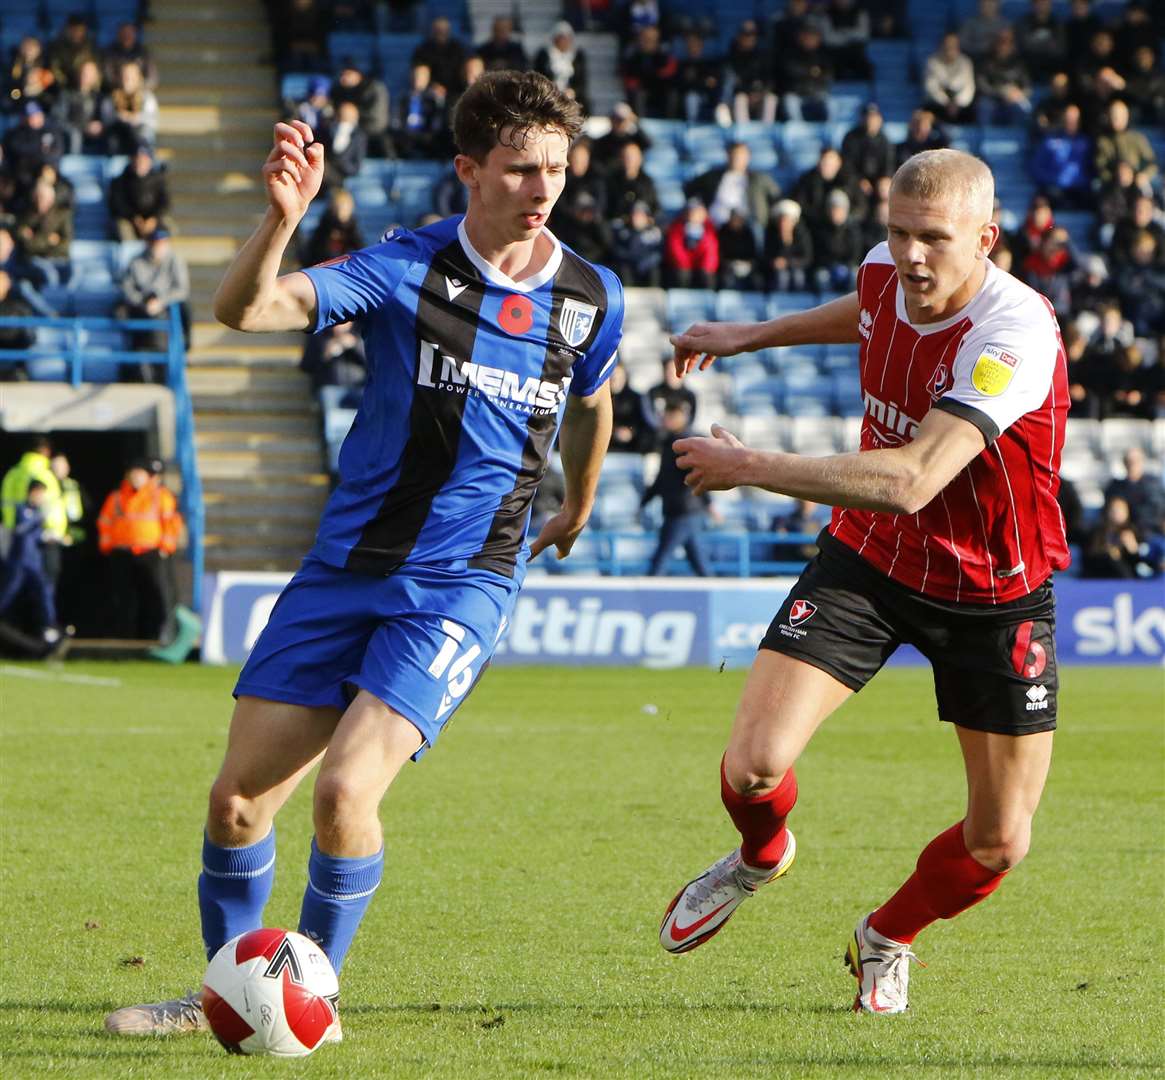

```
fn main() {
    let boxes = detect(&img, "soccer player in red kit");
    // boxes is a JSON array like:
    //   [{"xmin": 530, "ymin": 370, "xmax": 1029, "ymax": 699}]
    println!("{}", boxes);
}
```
[{"xmin": 657, "ymin": 149, "xmax": 1068, "ymax": 1014}]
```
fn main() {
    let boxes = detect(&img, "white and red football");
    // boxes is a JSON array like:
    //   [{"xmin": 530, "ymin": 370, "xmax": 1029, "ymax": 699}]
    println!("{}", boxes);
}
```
[{"xmin": 201, "ymin": 928, "xmax": 339, "ymax": 1056}]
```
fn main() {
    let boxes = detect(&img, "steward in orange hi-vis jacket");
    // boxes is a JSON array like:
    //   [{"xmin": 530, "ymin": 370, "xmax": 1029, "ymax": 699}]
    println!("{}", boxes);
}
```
[{"xmin": 98, "ymin": 459, "xmax": 184, "ymax": 638}]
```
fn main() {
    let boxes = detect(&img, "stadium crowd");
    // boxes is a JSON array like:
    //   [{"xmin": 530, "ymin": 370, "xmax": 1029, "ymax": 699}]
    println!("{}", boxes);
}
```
[{"xmin": 0, "ymin": 8, "xmax": 187, "ymax": 379}]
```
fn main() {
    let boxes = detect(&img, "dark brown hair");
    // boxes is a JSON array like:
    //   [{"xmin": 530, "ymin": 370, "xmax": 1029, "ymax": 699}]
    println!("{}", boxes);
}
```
[{"xmin": 452, "ymin": 70, "xmax": 584, "ymax": 161}]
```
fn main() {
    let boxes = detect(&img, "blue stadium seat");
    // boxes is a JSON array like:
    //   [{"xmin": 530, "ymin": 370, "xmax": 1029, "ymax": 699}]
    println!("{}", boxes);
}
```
[
  {"xmin": 27, "ymin": 358, "xmax": 70, "ymax": 381},
  {"xmin": 655, "ymin": 179, "xmax": 685, "ymax": 215},
  {"xmin": 639, "ymin": 118, "xmax": 684, "ymax": 148},
  {"xmin": 665, "ymin": 288, "xmax": 714, "ymax": 329},
  {"xmin": 60, "ymin": 154, "xmax": 105, "ymax": 181},
  {"xmin": 644, "ymin": 143, "xmax": 680, "ymax": 173},
  {"xmin": 1057, "ymin": 210, "xmax": 1097, "ymax": 251},
  {"xmin": 823, "ymin": 343, "xmax": 860, "ymax": 371},
  {"xmin": 328, "ymin": 31, "xmax": 377, "ymax": 73},
  {"xmin": 73, "ymin": 290, "xmax": 120, "ymax": 316},
  {"xmin": 780, "ymin": 122, "xmax": 826, "ymax": 171},
  {"xmin": 714, "ymin": 290, "xmax": 768, "ymax": 323},
  {"xmin": 682, "ymin": 125, "xmax": 727, "ymax": 161},
  {"xmin": 281, "ymin": 73, "xmax": 313, "ymax": 104},
  {"xmin": 766, "ymin": 292, "xmax": 817, "ymax": 317},
  {"xmin": 979, "ymin": 127, "xmax": 1026, "ymax": 164},
  {"xmin": 392, "ymin": 160, "xmax": 443, "ymax": 182}
]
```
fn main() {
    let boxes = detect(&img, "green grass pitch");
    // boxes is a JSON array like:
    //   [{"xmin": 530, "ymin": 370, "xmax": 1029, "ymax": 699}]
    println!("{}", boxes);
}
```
[{"xmin": 1, "ymin": 662, "xmax": 1162, "ymax": 1079}]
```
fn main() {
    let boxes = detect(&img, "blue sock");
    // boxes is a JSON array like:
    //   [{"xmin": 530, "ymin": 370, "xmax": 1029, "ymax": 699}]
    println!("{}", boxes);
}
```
[
  {"xmin": 197, "ymin": 828, "xmax": 276, "ymax": 960},
  {"xmin": 298, "ymin": 838, "xmax": 384, "ymax": 975}
]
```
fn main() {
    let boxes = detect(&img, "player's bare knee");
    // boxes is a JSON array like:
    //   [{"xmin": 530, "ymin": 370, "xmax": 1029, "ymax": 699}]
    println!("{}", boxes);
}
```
[
  {"xmin": 206, "ymin": 782, "xmax": 262, "ymax": 845},
  {"xmin": 723, "ymin": 752, "xmax": 791, "ymax": 797},
  {"xmin": 312, "ymin": 772, "xmax": 372, "ymax": 834},
  {"xmin": 967, "ymin": 827, "xmax": 1031, "ymax": 872}
]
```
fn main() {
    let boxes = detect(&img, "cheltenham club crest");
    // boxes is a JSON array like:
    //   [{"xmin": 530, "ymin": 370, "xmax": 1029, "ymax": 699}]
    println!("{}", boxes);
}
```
[
  {"xmin": 788, "ymin": 600, "xmax": 817, "ymax": 626},
  {"xmin": 559, "ymin": 298, "xmax": 597, "ymax": 348}
]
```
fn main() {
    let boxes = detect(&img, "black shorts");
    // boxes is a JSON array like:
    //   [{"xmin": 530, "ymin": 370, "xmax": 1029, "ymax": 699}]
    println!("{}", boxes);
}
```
[{"xmin": 760, "ymin": 534, "xmax": 1058, "ymax": 736}]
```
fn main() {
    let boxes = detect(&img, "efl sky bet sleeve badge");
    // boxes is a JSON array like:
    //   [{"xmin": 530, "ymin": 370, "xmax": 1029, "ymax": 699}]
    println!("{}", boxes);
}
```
[{"xmin": 971, "ymin": 344, "xmax": 1022, "ymax": 396}]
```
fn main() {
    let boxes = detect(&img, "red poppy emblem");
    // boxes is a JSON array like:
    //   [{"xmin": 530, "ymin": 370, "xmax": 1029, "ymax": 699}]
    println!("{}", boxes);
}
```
[{"xmin": 498, "ymin": 294, "xmax": 534, "ymax": 335}]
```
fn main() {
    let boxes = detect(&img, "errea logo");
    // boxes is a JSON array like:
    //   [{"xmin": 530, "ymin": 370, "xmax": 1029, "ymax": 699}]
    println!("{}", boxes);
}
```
[
  {"xmin": 858, "ymin": 308, "xmax": 873, "ymax": 339},
  {"xmin": 416, "ymin": 341, "xmax": 572, "ymax": 414},
  {"xmin": 1025, "ymin": 684, "xmax": 1049, "ymax": 711}
]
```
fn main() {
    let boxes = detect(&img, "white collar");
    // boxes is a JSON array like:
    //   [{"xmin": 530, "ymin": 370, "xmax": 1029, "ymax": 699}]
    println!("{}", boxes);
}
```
[
  {"xmin": 457, "ymin": 217, "xmax": 562, "ymax": 293},
  {"xmin": 894, "ymin": 256, "xmax": 994, "ymax": 335}
]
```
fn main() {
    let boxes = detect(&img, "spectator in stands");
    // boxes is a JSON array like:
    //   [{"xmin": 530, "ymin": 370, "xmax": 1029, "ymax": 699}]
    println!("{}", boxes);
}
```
[
  {"xmin": 725, "ymin": 20, "xmax": 777, "ymax": 125},
  {"xmin": 794, "ymin": 147, "xmax": 863, "ymax": 228},
  {"xmin": 0, "ymin": 269, "xmax": 35, "ymax": 365},
  {"xmin": 332, "ymin": 60, "xmax": 391, "ymax": 158},
  {"xmin": 665, "ymin": 197, "xmax": 718, "ymax": 289},
  {"xmin": 47, "ymin": 13, "xmax": 97, "ymax": 93},
  {"xmin": 684, "ymin": 141, "xmax": 780, "ymax": 232},
  {"xmin": 776, "ymin": 22, "xmax": 833, "ymax": 123},
  {"xmin": 924, "ymin": 33, "xmax": 976, "ymax": 126},
  {"xmin": 394, "ymin": 64, "xmax": 448, "ymax": 160},
  {"xmin": 55, "ymin": 57, "xmax": 111, "ymax": 155},
  {"xmin": 555, "ymin": 138, "xmax": 606, "ymax": 222},
  {"xmin": 1111, "ymin": 194, "xmax": 1165, "ymax": 270},
  {"xmin": 1031, "ymin": 104, "xmax": 1092, "ymax": 209},
  {"xmin": 1095, "ymin": 99, "xmax": 1157, "ymax": 194},
  {"xmin": 552, "ymin": 191, "xmax": 612, "ymax": 265},
  {"xmin": 643, "ymin": 403, "xmax": 717, "ymax": 577},
  {"xmin": 98, "ymin": 458, "xmax": 182, "ymax": 640},
  {"xmin": 477, "ymin": 17, "xmax": 528, "ymax": 73},
  {"xmin": 1014, "ymin": 0, "xmax": 1065, "ymax": 82},
  {"xmin": 1014, "ymin": 192, "xmax": 1054, "ymax": 265},
  {"xmin": 770, "ymin": 499, "xmax": 828, "ymax": 563},
  {"xmin": 295, "ymin": 76, "xmax": 334, "ymax": 133},
  {"xmin": 0, "ymin": 479, "xmax": 59, "ymax": 651},
  {"xmin": 535, "ymin": 22, "xmax": 590, "ymax": 116},
  {"xmin": 302, "ymin": 187, "xmax": 364, "ymax": 266},
  {"xmin": 1082, "ymin": 494, "xmax": 1144, "ymax": 577},
  {"xmin": 15, "ymin": 180, "xmax": 71, "ymax": 285},
  {"xmin": 117, "ymin": 229, "xmax": 190, "ymax": 367},
  {"xmin": 675, "ymin": 31, "xmax": 723, "ymax": 125},
  {"xmin": 770, "ymin": 0, "xmax": 829, "ymax": 44},
  {"xmin": 608, "ymin": 362, "xmax": 658, "ymax": 453},
  {"xmin": 1076, "ymin": 55, "xmax": 1126, "ymax": 138},
  {"xmin": 976, "ymin": 28, "xmax": 1032, "ymax": 126},
  {"xmin": 1021, "ymin": 225, "xmax": 1074, "ymax": 316},
  {"xmin": 1106, "ymin": 448, "xmax": 1165, "ymax": 540},
  {"xmin": 764, "ymin": 198, "xmax": 814, "ymax": 292},
  {"xmin": 609, "ymin": 199, "xmax": 662, "ymax": 287},
  {"xmin": 605, "ymin": 140, "xmax": 658, "ymax": 224},
  {"xmin": 959, "ymin": 0, "xmax": 1010, "ymax": 63},
  {"xmin": 109, "ymin": 144, "xmax": 172, "ymax": 242},
  {"xmin": 860, "ymin": 195, "xmax": 891, "ymax": 254},
  {"xmin": 841, "ymin": 103, "xmax": 895, "ymax": 200},
  {"xmin": 591, "ymin": 102, "xmax": 650, "ymax": 173},
  {"xmin": 108, "ymin": 61, "xmax": 158, "ymax": 153},
  {"xmin": 3, "ymin": 102, "xmax": 65, "ymax": 191},
  {"xmin": 1032, "ymin": 71, "xmax": 1072, "ymax": 133},
  {"xmin": 1072, "ymin": 254, "xmax": 1118, "ymax": 323},
  {"xmin": 33, "ymin": 160, "xmax": 73, "ymax": 214},
  {"xmin": 717, "ymin": 209, "xmax": 762, "ymax": 292},
  {"xmin": 649, "ymin": 356, "xmax": 696, "ymax": 423},
  {"xmin": 103, "ymin": 21, "xmax": 157, "ymax": 90},
  {"xmin": 896, "ymin": 108, "xmax": 948, "ymax": 166},
  {"xmin": 1057, "ymin": 475, "xmax": 1086, "ymax": 546},
  {"xmin": 300, "ymin": 320, "xmax": 365, "ymax": 390},
  {"xmin": 1124, "ymin": 44, "xmax": 1165, "ymax": 127},
  {"xmin": 822, "ymin": 0, "xmax": 871, "ymax": 80},
  {"xmin": 411, "ymin": 16, "xmax": 467, "ymax": 98},
  {"xmin": 1114, "ymin": 232, "xmax": 1165, "ymax": 337},
  {"xmin": 620, "ymin": 24, "xmax": 676, "ymax": 119},
  {"xmin": 1064, "ymin": 0, "xmax": 1102, "ymax": 64},
  {"xmin": 811, "ymin": 188, "xmax": 863, "ymax": 292},
  {"xmin": 1112, "ymin": 2, "xmax": 1158, "ymax": 70},
  {"xmin": 1064, "ymin": 321, "xmax": 1099, "ymax": 415},
  {"xmin": 275, "ymin": 0, "xmax": 329, "ymax": 74},
  {"xmin": 321, "ymin": 99, "xmax": 367, "ymax": 189},
  {"xmin": 5, "ymin": 36, "xmax": 55, "ymax": 117}
]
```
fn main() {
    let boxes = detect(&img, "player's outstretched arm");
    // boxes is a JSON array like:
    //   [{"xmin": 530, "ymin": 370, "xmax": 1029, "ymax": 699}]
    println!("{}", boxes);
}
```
[
  {"xmin": 670, "ymin": 292, "xmax": 861, "ymax": 377},
  {"xmin": 213, "ymin": 120, "xmax": 324, "ymax": 333},
  {"xmin": 529, "ymin": 382, "xmax": 613, "ymax": 561},
  {"xmin": 675, "ymin": 408, "xmax": 987, "ymax": 514}
]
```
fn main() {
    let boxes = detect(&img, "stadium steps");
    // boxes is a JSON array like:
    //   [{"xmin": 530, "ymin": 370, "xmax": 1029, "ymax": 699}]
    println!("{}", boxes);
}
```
[{"xmin": 148, "ymin": 0, "xmax": 322, "ymax": 573}]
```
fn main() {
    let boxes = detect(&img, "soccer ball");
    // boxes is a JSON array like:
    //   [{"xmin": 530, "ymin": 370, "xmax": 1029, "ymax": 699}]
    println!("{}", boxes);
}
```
[{"xmin": 201, "ymin": 928, "xmax": 339, "ymax": 1056}]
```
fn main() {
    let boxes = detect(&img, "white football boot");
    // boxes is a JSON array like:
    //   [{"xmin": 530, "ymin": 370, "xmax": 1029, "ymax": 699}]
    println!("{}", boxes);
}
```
[
  {"xmin": 104, "ymin": 991, "xmax": 208, "ymax": 1036},
  {"xmin": 660, "ymin": 831, "xmax": 797, "ymax": 954},
  {"xmin": 845, "ymin": 914, "xmax": 923, "ymax": 1014},
  {"xmin": 106, "ymin": 989, "xmax": 344, "ymax": 1045}
]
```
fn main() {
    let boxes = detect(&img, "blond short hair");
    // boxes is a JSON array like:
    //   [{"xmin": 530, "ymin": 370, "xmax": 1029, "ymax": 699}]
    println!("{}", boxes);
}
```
[{"xmin": 891, "ymin": 149, "xmax": 994, "ymax": 223}]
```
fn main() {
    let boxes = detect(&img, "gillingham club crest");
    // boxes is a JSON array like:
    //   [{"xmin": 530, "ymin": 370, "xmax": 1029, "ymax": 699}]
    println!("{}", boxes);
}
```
[{"xmin": 559, "ymin": 298, "xmax": 597, "ymax": 348}]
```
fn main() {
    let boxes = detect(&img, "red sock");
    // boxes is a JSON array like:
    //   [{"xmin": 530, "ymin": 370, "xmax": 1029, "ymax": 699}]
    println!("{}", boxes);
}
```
[
  {"xmin": 720, "ymin": 757, "xmax": 797, "ymax": 868},
  {"xmin": 869, "ymin": 821, "xmax": 1006, "ymax": 944}
]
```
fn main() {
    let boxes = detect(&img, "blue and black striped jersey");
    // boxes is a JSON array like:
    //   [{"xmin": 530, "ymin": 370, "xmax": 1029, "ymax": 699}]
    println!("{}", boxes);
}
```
[{"xmin": 301, "ymin": 214, "xmax": 624, "ymax": 578}]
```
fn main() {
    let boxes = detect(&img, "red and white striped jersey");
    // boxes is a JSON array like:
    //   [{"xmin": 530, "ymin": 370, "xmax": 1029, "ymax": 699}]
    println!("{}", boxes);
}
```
[{"xmin": 828, "ymin": 242, "xmax": 1070, "ymax": 604}]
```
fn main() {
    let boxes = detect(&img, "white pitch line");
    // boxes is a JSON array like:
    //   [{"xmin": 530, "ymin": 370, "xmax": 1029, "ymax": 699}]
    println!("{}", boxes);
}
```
[{"xmin": 0, "ymin": 664, "xmax": 123, "ymax": 688}]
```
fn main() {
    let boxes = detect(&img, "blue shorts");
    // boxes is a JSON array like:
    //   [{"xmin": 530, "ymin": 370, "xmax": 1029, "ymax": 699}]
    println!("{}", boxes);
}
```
[{"xmin": 234, "ymin": 556, "xmax": 521, "ymax": 757}]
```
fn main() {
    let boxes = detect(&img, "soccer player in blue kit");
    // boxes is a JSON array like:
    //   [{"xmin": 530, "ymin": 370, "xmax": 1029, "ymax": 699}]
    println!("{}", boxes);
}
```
[{"xmin": 105, "ymin": 71, "xmax": 623, "ymax": 1039}]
